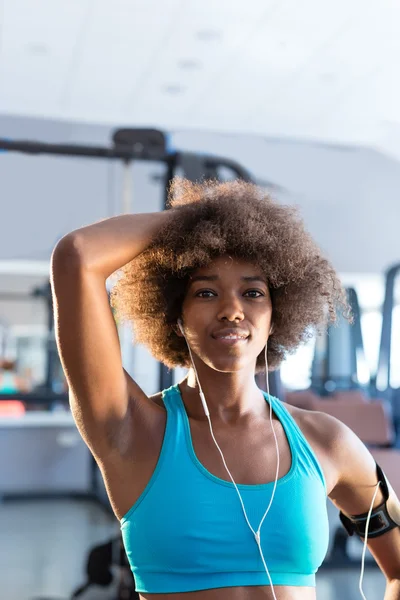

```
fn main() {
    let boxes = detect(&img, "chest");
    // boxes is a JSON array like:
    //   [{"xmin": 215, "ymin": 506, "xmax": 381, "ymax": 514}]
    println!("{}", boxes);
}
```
[
  {"xmin": 189, "ymin": 417, "xmax": 292, "ymax": 485},
  {"xmin": 187, "ymin": 411, "xmax": 336, "ymax": 494},
  {"xmin": 106, "ymin": 399, "xmax": 336, "ymax": 520}
]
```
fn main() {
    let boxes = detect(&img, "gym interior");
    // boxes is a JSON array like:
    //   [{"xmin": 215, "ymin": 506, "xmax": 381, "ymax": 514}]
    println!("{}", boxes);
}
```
[{"xmin": 1, "ymin": 2, "xmax": 399, "ymax": 600}]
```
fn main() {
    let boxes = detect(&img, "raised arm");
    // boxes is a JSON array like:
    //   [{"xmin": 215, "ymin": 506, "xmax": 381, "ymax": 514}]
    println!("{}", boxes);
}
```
[{"xmin": 50, "ymin": 211, "xmax": 173, "ymax": 458}]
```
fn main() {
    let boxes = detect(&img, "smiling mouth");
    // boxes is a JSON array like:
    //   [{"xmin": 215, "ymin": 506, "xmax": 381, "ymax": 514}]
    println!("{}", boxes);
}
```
[{"xmin": 213, "ymin": 336, "xmax": 249, "ymax": 345}]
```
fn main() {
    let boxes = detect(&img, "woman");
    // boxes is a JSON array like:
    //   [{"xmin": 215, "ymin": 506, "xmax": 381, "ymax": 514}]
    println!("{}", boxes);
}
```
[{"xmin": 51, "ymin": 179, "xmax": 400, "ymax": 600}]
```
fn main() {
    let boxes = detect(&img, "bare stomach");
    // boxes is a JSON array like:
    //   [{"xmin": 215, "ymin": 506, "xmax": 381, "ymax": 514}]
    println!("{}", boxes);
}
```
[{"xmin": 140, "ymin": 585, "xmax": 316, "ymax": 600}]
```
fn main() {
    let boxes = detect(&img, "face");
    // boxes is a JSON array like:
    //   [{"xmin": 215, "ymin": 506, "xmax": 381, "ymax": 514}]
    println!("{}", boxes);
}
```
[{"xmin": 179, "ymin": 255, "xmax": 273, "ymax": 373}]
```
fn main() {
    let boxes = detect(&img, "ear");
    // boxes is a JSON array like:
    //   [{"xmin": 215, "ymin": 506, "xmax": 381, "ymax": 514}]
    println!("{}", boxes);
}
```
[
  {"xmin": 175, "ymin": 319, "xmax": 184, "ymax": 337},
  {"xmin": 269, "ymin": 323, "xmax": 275, "ymax": 335}
]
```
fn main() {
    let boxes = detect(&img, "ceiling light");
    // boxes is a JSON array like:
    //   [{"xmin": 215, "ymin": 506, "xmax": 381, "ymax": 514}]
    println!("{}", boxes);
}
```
[
  {"xmin": 196, "ymin": 30, "xmax": 221, "ymax": 41},
  {"xmin": 163, "ymin": 84, "xmax": 185, "ymax": 94},
  {"xmin": 178, "ymin": 59, "xmax": 202, "ymax": 70},
  {"xmin": 26, "ymin": 43, "xmax": 49, "ymax": 56},
  {"xmin": 319, "ymin": 72, "xmax": 336, "ymax": 82}
]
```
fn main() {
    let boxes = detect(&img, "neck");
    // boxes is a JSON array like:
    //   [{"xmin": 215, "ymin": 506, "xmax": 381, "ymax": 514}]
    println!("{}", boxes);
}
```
[{"xmin": 178, "ymin": 366, "xmax": 266, "ymax": 424}]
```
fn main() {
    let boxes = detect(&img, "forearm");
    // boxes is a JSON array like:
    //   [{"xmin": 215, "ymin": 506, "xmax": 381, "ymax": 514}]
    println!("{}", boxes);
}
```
[
  {"xmin": 53, "ymin": 211, "xmax": 173, "ymax": 278},
  {"xmin": 385, "ymin": 579, "xmax": 400, "ymax": 600}
]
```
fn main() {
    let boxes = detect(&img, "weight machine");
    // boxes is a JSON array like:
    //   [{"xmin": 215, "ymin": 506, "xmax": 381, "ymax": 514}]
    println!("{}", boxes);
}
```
[{"xmin": 0, "ymin": 128, "xmax": 281, "ymax": 507}]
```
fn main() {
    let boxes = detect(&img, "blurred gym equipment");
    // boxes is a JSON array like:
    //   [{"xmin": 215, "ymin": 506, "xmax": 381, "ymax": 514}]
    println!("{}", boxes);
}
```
[
  {"xmin": 375, "ymin": 263, "xmax": 400, "ymax": 436},
  {"xmin": 285, "ymin": 285, "xmax": 400, "ymax": 570},
  {"xmin": 0, "ymin": 129, "xmax": 259, "ymax": 511}
]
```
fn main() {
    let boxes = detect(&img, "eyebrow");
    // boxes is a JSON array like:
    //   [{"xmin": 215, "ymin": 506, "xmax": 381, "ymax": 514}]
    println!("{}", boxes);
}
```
[{"xmin": 189, "ymin": 275, "xmax": 268, "ymax": 286}]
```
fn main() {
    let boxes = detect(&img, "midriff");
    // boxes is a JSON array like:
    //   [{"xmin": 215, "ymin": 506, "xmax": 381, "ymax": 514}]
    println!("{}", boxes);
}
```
[{"xmin": 139, "ymin": 584, "xmax": 316, "ymax": 600}]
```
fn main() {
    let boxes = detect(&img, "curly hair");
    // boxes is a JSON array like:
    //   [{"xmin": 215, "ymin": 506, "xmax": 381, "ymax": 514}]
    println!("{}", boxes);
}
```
[{"xmin": 110, "ymin": 178, "xmax": 349, "ymax": 374}]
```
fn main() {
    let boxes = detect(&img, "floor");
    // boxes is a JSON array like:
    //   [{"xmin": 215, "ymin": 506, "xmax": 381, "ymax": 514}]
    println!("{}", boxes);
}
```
[{"xmin": 0, "ymin": 499, "xmax": 387, "ymax": 600}]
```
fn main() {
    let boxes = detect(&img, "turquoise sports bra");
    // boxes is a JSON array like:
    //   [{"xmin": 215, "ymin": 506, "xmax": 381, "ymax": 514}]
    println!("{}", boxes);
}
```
[{"xmin": 120, "ymin": 384, "xmax": 330, "ymax": 594}]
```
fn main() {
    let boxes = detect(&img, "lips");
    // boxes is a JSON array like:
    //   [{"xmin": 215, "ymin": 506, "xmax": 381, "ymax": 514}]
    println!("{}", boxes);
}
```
[{"xmin": 212, "ymin": 327, "xmax": 250, "ymax": 340}]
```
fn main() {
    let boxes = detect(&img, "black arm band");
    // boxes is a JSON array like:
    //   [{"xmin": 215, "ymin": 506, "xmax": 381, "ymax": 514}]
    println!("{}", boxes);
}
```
[{"xmin": 339, "ymin": 463, "xmax": 400, "ymax": 539}]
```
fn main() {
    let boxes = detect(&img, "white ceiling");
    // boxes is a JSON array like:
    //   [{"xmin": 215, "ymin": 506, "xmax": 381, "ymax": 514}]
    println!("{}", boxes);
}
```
[{"xmin": 1, "ymin": 0, "xmax": 400, "ymax": 160}]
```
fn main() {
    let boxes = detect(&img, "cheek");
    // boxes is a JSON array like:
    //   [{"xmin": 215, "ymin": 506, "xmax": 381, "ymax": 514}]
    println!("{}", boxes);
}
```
[
  {"xmin": 179, "ymin": 309, "xmax": 207, "ymax": 345},
  {"xmin": 182, "ymin": 300, "xmax": 211, "ymax": 326},
  {"xmin": 255, "ymin": 304, "xmax": 273, "ymax": 326}
]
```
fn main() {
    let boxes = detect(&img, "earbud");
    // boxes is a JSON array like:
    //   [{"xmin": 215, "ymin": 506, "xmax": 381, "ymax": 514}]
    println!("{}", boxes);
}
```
[{"xmin": 177, "ymin": 319, "xmax": 185, "ymax": 335}]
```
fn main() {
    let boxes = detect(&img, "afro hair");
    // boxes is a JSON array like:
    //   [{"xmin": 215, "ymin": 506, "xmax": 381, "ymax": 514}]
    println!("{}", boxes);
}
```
[{"xmin": 110, "ymin": 178, "xmax": 349, "ymax": 374}]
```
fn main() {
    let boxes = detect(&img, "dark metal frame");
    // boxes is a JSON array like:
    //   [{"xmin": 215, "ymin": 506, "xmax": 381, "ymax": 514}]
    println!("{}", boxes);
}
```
[
  {"xmin": 0, "ymin": 130, "xmax": 258, "ymax": 511},
  {"xmin": 374, "ymin": 263, "xmax": 400, "ymax": 437},
  {"xmin": 375, "ymin": 264, "xmax": 400, "ymax": 396},
  {"xmin": 310, "ymin": 287, "xmax": 370, "ymax": 395},
  {"xmin": 0, "ymin": 132, "xmax": 253, "ymax": 397}
]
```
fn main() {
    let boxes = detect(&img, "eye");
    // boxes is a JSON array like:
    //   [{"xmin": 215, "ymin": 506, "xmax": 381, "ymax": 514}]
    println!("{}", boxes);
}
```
[
  {"xmin": 244, "ymin": 289, "xmax": 265, "ymax": 298},
  {"xmin": 195, "ymin": 289, "xmax": 264, "ymax": 299},
  {"xmin": 195, "ymin": 290, "xmax": 216, "ymax": 298}
]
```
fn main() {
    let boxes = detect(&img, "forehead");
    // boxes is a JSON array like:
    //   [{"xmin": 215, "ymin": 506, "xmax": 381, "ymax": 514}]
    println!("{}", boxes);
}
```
[{"xmin": 191, "ymin": 255, "xmax": 264, "ymax": 279}]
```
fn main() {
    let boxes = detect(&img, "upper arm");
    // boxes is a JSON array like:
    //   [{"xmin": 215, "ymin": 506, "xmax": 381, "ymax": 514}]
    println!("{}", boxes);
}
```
[
  {"xmin": 50, "ymin": 235, "xmax": 151, "ymax": 457},
  {"xmin": 324, "ymin": 413, "xmax": 400, "ymax": 582}
]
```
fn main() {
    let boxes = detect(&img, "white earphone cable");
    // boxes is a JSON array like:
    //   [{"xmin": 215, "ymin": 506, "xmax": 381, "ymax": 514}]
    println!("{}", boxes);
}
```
[
  {"xmin": 184, "ymin": 334, "xmax": 279, "ymax": 600},
  {"xmin": 358, "ymin": 480, "xmax": 381, "ymax": 600}
]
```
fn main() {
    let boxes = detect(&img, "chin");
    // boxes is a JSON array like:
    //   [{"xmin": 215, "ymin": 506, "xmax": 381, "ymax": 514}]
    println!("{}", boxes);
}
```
[{"xmin": 204, "ymin": 354, "xmax": 255, "ymax": 374}]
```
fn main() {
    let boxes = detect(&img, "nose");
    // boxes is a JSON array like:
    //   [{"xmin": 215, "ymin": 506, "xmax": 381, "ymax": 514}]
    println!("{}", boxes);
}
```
[{"xmin": 216, "ymin": 293, "xmax": 245, "ymax": 323}]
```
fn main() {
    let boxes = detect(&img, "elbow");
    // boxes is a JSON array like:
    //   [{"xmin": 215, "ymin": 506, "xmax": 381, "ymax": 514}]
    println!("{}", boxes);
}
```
[{"xmin": 51, "ymin": 234, "xmax": 85, "ymax": 273}]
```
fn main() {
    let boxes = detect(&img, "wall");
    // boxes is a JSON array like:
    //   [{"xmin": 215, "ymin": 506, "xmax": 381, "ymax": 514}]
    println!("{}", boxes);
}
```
[{"xmin": 1, "ymin": 115, "xmax": 399, "ymax": 273}]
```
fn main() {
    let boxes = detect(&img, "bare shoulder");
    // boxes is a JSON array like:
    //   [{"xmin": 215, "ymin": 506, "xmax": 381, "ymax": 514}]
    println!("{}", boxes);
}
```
[
  {"xmin": 283, "ymin": 401, "xmax": 342, "ymax": 448},
  {"xmin": 282, "ymin": 401, "xmax": 343, "ymax": 493},
  {"xmin": 285, "ymin": 402, "xmax": 385, "ymax": 493}
]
